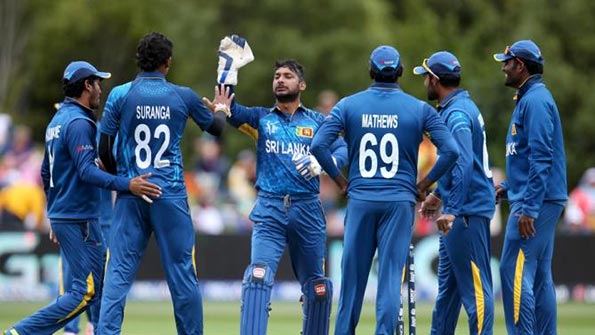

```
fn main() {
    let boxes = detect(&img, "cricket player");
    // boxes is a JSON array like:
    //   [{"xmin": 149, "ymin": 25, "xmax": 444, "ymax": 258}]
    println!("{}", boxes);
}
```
[
  {"xmin": 3, "ymin": 61, "xmax": 161, "ymax": 335},
  {"xmin": 204, "ymin": 35, "xmax": 347, "ymax": 335},
  {"xmin": 60, "ymin": 119, "xmax": 115, "ymax": 335},
  {"xmin": 96, "ymin": 32, "xmax": 226, "ymax": 335},
  {"xmin": 310, "ymin": 45, "xmax": 459, "ymax": 335},
  {"xmin": 415, "ymin": 51, "xmax": 495, "ymax": 335},
  {"xmin": 494, "ymin": 40, "xmax": 567, "ymax": 335}
]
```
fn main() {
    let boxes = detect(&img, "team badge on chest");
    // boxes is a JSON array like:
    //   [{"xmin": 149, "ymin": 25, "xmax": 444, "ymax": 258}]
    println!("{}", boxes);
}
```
[{"xmin": 296, "ymin": 126, "xmax": 313, "ymax": 138}]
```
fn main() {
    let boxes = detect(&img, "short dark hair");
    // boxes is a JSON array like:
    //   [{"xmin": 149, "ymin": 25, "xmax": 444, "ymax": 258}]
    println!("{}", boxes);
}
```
[
  {"xmin": 370, "ymin": 65, "xmax": 403, "ymax": 83},
  {"xmin": 521, "ymin": 58, "xmax": 543, "ymax": 75},
  {"xmin": 136, "ymin": 32, "xmax": 173, "ymax": 72},
  {"xmin": 439, "ymin": 76, "xmax": 461, "ymax": 88},
  {"xmin": 274, "ymin": 59, "xmax": 305, "ymax": 81},
  {"xmin": 62, "ymin": 76, "xmax": 99, "ymax": 98}
]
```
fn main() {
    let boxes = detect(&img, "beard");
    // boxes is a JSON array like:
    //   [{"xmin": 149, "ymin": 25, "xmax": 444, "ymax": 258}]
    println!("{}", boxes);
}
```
[
  {"xmin": 427, "ymin": 89, "xmax": 439, "ymax": 101},
  {"xmin": 274, "ymin": 89, "xmax": 300, "ymax": 104},
  {"xmin": 427, "ymin": 86, "xmax": 439, "ymax": 101}
]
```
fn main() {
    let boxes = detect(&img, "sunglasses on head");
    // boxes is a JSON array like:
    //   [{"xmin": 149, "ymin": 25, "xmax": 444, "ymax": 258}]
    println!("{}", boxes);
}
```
[{"xmin": 422, "ymin": 58, "xmax": 440, "ymax": 79}]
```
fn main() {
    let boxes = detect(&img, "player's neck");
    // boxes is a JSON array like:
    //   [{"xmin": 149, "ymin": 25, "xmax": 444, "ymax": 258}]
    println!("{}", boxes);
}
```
[
  {"xmin": 276, "ymin": 100, "xmax": 301, "ymax": 115},
  {"xmin": 437, "ymin": 87, "xmax": 458, "ymax": 105}
]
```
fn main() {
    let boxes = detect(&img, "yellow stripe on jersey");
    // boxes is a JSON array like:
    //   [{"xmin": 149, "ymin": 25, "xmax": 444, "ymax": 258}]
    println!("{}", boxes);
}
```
[
  {"xmin": 57, "ymin": 272, "xmax": 95, "ymax": 323},
  {"xmin": 401, "ymin": 264, "xmax": 406, "ymax": 284},
  {"xmin": 8, "ymin": 328, "xmax": 20, "ymax": 335},
  {"xmin": 103, "ymin": 248, "xmax": 110, "ymax": 284},
  {"xmin": 471, "ymin": 261, "xmax": 485, "ymax": 335},
  {"xmin": 192, "ymin": 246, "xmax": 197, "ymax": 277},
  {"xmin": 238, "ymin": 123, "xmax": 258, "ymax": 140},
  {"xmin": 514, "ymin": 249, "xmax": 526, "ymax": 324},
  {"xmin": 58, "ymin": 256, "xmax": 65, "ymax": 295}
]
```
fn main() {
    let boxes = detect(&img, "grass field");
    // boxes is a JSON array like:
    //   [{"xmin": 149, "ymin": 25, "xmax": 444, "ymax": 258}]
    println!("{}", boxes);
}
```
[{"xmin": 2, "ymin": 301, "xmax": 595, "ymax": 334}]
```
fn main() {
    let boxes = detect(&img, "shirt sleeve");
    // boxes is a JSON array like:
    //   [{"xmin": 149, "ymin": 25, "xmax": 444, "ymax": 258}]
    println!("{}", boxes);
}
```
[
  {"xmin": 522, "ymin": 98, "xmax": 555, "ymax": 218},
  {"xmin": 180, "ymin": 87, "xmax": 215, "ymax": 131},
  {"xmin": 100, "ymin": 84, "xmax": 128, "ymax": 136},
  {"xmin": 311, "ymin": 105, "xmax": 346, "ymax": 179},
  {"xmin": 66, "ymin": 119, "xmax": 130, "ymax": 192},
  {"xmin": 227, "ymin": 101, "xmax": 267, "ymax": 140},
  {"xmin": 423, "ymin": 104, "xmax": 460, "ymax": 182},
  {"xmin": 442, "ymin": 110, "xmax": 473, "ymax": 216}
]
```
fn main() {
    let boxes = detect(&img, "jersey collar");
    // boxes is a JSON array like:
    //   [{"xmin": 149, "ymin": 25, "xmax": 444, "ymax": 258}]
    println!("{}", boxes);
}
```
[
  {"xmin": 370, "ymin": 82, "xmax": 401, "ymax": 90},
  {"xmin": 437, "ymin": 89, "xmax": 466, "ymax": 112},
  {"xmin": 137, "ymin": 71, "xmax": 167, "ymax": 79},
  {"xmin": 515, "ymin": 74, "xmax": 543, "ymax": 102},
  {"xmin": 63, "ymin": 97, "xmax": 96, "ymax": 119}
]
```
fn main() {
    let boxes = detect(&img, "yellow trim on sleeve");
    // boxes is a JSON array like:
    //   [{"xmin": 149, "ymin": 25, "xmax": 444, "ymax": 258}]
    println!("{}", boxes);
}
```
[
  {"xmin": 513, "ymin": 249, "xmax": 525, "ymax": 324},
  {"xmin": 9, "ymin": 328, "xmax": 20, "ymax": 335},
  {"xmin": 57, "ymin": 272, "xmax": 95, "ymax": 323},
  {"xmin": 471, "ymin": 261, "xmax": 485, "ymax": 335},
  {"xmin": 238, "ymin": 124, "xmax": 258, "ymax": 140}
]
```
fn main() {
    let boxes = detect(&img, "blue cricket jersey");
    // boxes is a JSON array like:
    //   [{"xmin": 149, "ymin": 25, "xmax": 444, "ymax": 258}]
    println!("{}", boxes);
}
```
[
  {"xmin": 227, "ymin": 102, "xmax": 347, "ymax": 196},
  {"xmin": 434, "ymin": 90, "xmax": 495, "ymax": 219},
  {"xmin": 41, "ymin": 98, "xmax": 130, "ymax": 221},
  {"xmin": 100, "ymin": 71, "xmax": 215, "ymax": 199},
  {"xmin": 503, "ymin": 75, "xmax": 567, "ymax": 218},
  {"xmin": 311, "ymin": 82, "xmax": 459, "ymax": 203}
]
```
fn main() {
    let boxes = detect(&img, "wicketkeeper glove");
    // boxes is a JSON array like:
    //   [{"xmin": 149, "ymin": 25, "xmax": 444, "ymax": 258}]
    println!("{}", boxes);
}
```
[
  {"xmin": 217, "ymin": 35, "xmax": 254, "ymax": 86},
  {"xmin": 292, "ymin": 153, "xmax": 322, "ymax": 181}
]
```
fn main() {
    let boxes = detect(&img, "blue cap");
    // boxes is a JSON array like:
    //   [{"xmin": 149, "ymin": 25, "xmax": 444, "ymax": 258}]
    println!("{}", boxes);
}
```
[
  {"xmin": 370, "ymin": 45, "xmax": 401, "ymax": 72},
  {"xmin": 493, "ymin": 40, "xmax": 544, "ymax": 64},
  {"xmin": 413, "ymin": 51, "xmax": 461, "ymax": 79},
  {"xmin": 63, "ymin": 61, "xmax": 111, "ymax": 83}
]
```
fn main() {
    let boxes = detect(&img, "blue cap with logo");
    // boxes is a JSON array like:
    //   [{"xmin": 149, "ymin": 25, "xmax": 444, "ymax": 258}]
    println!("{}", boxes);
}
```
[
  {"xmin": 63, "ymin": 61, "xmax": 111, "ymax": 83},
  {"xmin": 413, "ymin": 51, "xmax": 461, "ymax": 79},
  {"xmin": 493, "ymin": 39, "xmax": 544, "ymax": 64},
  {"xmin": 370, "ymin": 45, "xmax": 401, "ymax": 72}
]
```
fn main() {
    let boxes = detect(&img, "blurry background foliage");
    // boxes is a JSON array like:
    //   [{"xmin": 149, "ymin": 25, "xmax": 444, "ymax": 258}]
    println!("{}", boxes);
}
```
[{"xmin": 1, "ymin": 0, "xmax": 593, "ymax": 187}]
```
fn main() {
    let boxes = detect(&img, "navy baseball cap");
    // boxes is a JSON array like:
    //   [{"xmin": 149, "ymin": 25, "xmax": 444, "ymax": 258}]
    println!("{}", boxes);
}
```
[
  {"xmin": 63, "ymin": 61, "xmax": 111, "ymax": 83},
  {"xmin": 493, "ymin": 40, "xmax": 544, "ymax": 64},
  {"xmin": 370, "ymin": 45, "xmax": 401, "ymax": 71},
  {"xmin": 413, "ymin": 51, "xmax": 461, "ymax": 79}
]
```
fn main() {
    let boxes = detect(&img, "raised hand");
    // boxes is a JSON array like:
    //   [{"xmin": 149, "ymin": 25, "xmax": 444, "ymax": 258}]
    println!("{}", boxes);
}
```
[{"xmin": 202, "ymin": 84, "xmax": 235, "ymax": 116}]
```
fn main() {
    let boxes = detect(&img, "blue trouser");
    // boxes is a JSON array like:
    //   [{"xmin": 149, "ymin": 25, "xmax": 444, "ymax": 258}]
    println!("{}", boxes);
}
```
[
  {"xmin": 248, "ymin": 195, "xmax": 327, "ymax": 282},
  {"xmin": 62, "ymin": 219, "xmax": 111, "ymax": 334},
  {"xmin": 98, "ymin": 197, "xmax": 202, "ymax": 335},
  {"xmin": 335, "ymin": 199, "xmax": 414, "ymax": 335},
  {"xmin": 500, "ymin": 202, "xmax": 564, "ymax": 335},
  {"xmin": 240, "ymin": 194, "xmax": 328, "ymax": 335},
  {"xmin": 430, "ymin": 216, "xmax": 494, "ymax": 335},
  {"xmin": 6, "ymin": 220, "xmax": 105, "ymax": 335}
]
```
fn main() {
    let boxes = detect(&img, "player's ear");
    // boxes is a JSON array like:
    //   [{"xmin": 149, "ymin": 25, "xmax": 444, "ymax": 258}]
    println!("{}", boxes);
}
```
[{"xmin": 299, "ymin": 81, "xmax": 306, "ymax": 91}]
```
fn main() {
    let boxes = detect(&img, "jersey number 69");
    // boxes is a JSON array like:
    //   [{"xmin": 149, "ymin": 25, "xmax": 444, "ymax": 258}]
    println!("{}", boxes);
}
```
[{"xmin": 359, "ymin": 132, "xmax": 399, "ymax": 179}]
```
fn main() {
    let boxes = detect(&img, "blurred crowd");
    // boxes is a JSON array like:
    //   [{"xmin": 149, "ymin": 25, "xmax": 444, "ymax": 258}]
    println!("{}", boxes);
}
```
[{"xmin": 1, "ymin": 92, "xmax": 594, "ymax": 236}]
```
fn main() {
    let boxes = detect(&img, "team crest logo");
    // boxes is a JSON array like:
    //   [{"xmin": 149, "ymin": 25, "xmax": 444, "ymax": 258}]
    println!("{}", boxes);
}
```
[
  {"xmin": 511, "ymin": 124, "xmax": 517, "ymax": 136},
  {"xmin": 296, "ymin": 126, "xmax": 314, "ymax": 138}
]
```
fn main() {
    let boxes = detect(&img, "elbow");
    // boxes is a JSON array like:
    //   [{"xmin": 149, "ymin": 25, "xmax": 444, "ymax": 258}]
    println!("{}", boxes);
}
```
[{"xmin": 310, "ymin": 141, "xmax": 324, "ymax": 159}]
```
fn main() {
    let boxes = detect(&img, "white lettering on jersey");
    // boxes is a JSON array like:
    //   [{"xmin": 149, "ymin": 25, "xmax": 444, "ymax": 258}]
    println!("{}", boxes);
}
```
[
  {"xmin": 362, "ymin": 114, "xmax": 399, "ymax": 128},
  {"xmin": 136, "ymin": 105, "xmax": 171, "ymax": 120},
  {"xmin": 505, "ymin": 142, "xmax": 517, "ymax": 156},
  {"xmin": 45, "ymin": 125, "xmax": 61, "ymax": 142},
  {"xmin": 265, "ymin": 140, "xmax": 309, "ymax": 155}
]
